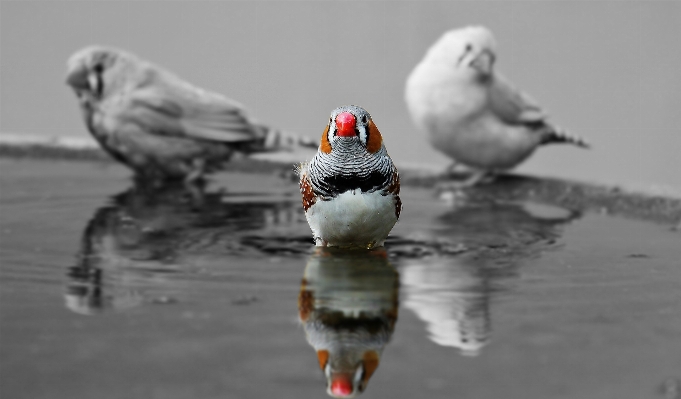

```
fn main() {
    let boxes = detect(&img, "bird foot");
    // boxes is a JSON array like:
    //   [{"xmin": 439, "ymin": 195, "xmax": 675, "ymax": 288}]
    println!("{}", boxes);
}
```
[
  {"xmin": 438, "ymin": 161, "xmax": 469, "ymax": 180},
  {"xmin": 436, "ymin": 170, "xmax": 494, "ymax": 193},
  {"xmin": 445, "ymin": 161, "xmax": 464, "ymax": 174},
  {"xmin": 183, "ymin": 179, "xmax": 206, "ymax": 209},
  {"xmin": 184, "ymin": 163, "xmax": 205, "ymax": 185}
]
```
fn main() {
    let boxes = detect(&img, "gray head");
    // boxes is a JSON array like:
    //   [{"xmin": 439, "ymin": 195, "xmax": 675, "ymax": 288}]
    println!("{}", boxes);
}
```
[
  {"xmin": 309, "ymin": 105, "xmax": 394, "ymax": 198},
  {"xmin": 319, "ymin": 105, "xmax": 385, "ymax": 156},
  {"xmin": 65, "ymin": 45, "xmax": 141, "ymax": 100},
  {"xmin": 426, "ymin": 26, "xmax": 498, "ymax": 76}
]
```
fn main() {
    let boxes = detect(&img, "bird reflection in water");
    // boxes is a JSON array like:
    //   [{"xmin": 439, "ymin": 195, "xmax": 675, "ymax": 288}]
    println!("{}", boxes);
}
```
[
  {"xmin": 399, "ymin": 199, "xmax": 579, "ymax": 356},
  {"xmin": 65, "ymin": 180, "xmax": 298, "ymax": 315},
  {"xmin": 298, "ymin": 248, "xmax": 399, "ymax": 398}
]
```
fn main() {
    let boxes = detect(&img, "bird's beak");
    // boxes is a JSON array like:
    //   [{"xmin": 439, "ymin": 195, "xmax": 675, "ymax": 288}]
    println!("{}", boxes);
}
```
[
  {"xmin": 328, "ymin": 372, "xmax": 356, "ymax": 398},
  {"xmin": 335, "ymin": 112, "xmax": 357, "ymax": 138},
  {"xmin": 469, "ymin": 49, "xmax": 495, "ymax": 75},
  {"xmin": 65, "ymin": 64, "xmax": 90, "ymax": 91}
]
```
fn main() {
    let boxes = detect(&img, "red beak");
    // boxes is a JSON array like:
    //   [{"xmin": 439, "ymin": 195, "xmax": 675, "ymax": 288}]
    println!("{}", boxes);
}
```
[
  {"xmin": 335, "ymin": 112, "xmax": 356, "ymax": 137},
  {"xmin": 330, "ymin": 373, "xmax": 354, "ymax": 397}
]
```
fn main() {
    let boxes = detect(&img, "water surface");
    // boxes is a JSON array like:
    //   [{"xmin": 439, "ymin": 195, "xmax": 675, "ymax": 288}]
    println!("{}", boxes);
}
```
[{"xmin": 1, "ymin": 158, "xmax": 680, "ymax": 399}]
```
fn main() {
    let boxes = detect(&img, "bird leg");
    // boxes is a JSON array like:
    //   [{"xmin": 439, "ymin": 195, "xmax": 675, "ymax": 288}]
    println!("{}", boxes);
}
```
[
  {"xmin": 184, "ymin": 158, "xmax": 206, "ymax": 184},
  {"xmin": 436, "ymin": 169, "xmax": 494, "ymax": 192},
  {"xmin": 440, "ymin": 160, "xmax": 472, "ymax": 179},
  {"xmin": 183, "ymin": 179, "xmax": 206, "ymax": 209},
  {"xmin": 445, "ymin": 160, "xmax": 461, "ymax": 175}
]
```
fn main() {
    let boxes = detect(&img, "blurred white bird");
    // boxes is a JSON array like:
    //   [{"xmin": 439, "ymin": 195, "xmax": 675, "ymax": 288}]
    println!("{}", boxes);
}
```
[
  {"xmin": 405, "ymin": 26, "xmax": 589, "ymax": 187},
  {"xmin": 66, "ymin": 45, "xmax": 317, "ymax": 182},
  {"xmin": 400, "ymin": 257, "xmax": 490, "ymax": 357}
]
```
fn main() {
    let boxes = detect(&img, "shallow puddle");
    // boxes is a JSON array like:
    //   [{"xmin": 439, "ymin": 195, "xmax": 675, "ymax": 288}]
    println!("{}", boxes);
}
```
[{"xmin": 1, "ymin": 158, "xmax": 680, "ymax": 399}]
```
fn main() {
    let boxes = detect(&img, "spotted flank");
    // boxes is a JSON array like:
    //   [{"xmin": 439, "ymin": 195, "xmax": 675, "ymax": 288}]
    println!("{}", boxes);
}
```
[
  {"xmin": 299, "ymin": 169, "xmax": 317, "ymax": 212},
  {"xmin": 385, "ymin": 170, "xmax": 402, "ymax": 220}
]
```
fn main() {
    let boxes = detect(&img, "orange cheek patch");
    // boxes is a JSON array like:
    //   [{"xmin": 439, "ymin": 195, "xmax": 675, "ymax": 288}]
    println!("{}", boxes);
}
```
[
  {"xmin": 361, "ymin": 350, "xmax": 380, "ymax": 386},
  {"xmin": 317, "ymin": 350, "xmax": 329, "ymax": 370},
  {"xmin": 366, "ymin": 120, "xmax": 383, "ymax": 154},
  {"xmin": 320, "ymin": 125, "xmax": 332, "ymax": 154}
]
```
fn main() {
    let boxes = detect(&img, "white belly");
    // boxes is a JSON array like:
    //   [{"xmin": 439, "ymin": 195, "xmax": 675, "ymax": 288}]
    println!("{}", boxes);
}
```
[
  {"xmin": 305, "ymin": 190, "xmax": 398, "ymax": 248},
  {"xmin": 430, "ymin": 115, "xmax": 540, "ymax": 170}
]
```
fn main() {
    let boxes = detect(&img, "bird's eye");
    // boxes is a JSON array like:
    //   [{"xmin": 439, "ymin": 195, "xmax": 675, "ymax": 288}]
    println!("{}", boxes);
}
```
[
  {"xmin": 465, "ymin": 44, "xmax": 473, "ymax": 52},
  {"xmin": 361, "ymin": 115, "xmax": 368, "ymax": 124}
]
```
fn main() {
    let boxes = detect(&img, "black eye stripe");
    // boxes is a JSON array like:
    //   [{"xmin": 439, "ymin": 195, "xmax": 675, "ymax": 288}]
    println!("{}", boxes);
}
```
[{"xmin": 90, "ymin": 63, "xmax": 105, "ymax": 97}]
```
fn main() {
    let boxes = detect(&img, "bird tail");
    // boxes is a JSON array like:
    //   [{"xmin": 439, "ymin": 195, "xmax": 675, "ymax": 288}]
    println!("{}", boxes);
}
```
[
  {"xmin": 250, "ymin": 123, "xmax": 318, "ymax": 153},
  {"xmin": 542, "ymin": 126, "xmax": 590, "ymax": 149},
  {"xmin": 244, "ymin": 124, "xmax": 318, "ymax": 165}
]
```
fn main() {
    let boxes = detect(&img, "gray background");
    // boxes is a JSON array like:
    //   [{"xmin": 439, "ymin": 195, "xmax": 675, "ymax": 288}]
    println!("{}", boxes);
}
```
[{"xmin": 1, "ymin": 1, "xmax": 679, "ymax": 190}]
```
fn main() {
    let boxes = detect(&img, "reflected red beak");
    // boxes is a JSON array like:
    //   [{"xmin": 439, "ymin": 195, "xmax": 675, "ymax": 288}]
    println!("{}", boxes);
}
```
[{"xmin": 330, "ymin": 373, "xmax": 354, "ymax": 397}]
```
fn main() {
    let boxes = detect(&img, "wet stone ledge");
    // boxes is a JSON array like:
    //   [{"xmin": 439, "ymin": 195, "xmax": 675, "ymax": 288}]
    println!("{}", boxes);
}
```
[
  {"xmin": 401, "ymin": 172, "xmax": 681, "ymax": 228},
  {"xmin": 1, "ymin": 139, "xmax": 679, "ymax": 228}
]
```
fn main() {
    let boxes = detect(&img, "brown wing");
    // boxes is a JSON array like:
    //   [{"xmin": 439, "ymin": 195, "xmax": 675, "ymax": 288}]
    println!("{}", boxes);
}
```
[{"xmin": 488, "ymin": 73, "xmax": 548, "ymax": 126}]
